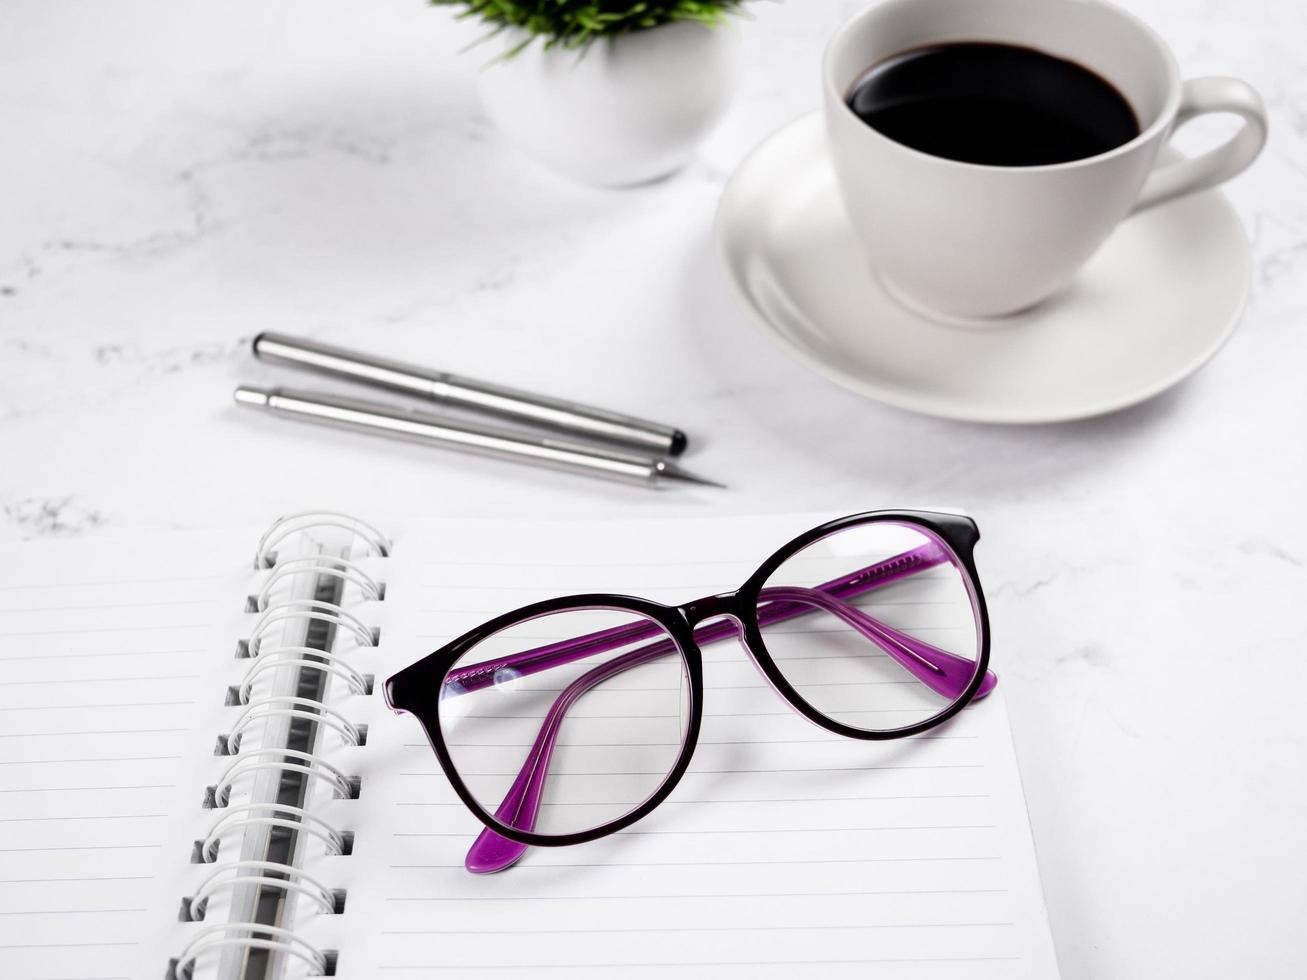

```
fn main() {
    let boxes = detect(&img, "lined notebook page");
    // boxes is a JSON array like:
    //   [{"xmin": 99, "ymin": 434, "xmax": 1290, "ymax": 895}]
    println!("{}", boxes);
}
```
[
  {"xmin": 0, "ymin": 529, "xmax": 256, "ymax": 980},
  {"xmin": 331, "ymin": 515, "xmax": 1059, "ymax": 979}
]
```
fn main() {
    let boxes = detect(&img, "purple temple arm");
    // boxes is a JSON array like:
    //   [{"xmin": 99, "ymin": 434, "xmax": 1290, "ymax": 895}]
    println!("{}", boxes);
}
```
[
  {"xmin": 465, "ymin": 632, "xmax": 681, "ymax": 873},
  {"xmin": 454, "ymin": 542, "xmax": 997, "ymax": 873},
  {"xmin": 757, "ymin": 585, "xmax": 993, "ymax": 701}
]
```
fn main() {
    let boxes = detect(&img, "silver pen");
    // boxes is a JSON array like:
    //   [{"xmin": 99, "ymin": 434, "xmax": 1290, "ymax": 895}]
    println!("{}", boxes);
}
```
[
  {"xmin": 251, "ymin": 332, "xmax": 688, "ymax": 458},
  {"xmin": 233, "ymin": 386, "xmax": 723, "ymax": 489}
]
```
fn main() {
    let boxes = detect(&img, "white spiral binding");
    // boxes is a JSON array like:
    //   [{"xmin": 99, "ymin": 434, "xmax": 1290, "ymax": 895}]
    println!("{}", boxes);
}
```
[
  {"xmin": 255, "ymin": 555, "xmax": 385, "ymax": 610},
  {"xmin": 178, "ymin": 512, "xmax": 387, "ymax": 978},
  {"xmin": 214, "ymin": 746, "xmax": 357, "ymax": 808},
  {"xmin": 254, "ymin": 510, "xmax": 391, "ymax": 568},
  {"xmin": 224, "ymin": 695, "xmax": 363, "ymax": 755},
  {"xmin": 175, "ymin": 923, "xmax": 328, "ymax": 980},
  {"xmin": 188, "ymin": 860, "xmax": 339, "ymax": 920},
  {"xmin": 247, "ymin": 599, "xmax": 377, "ymax": 657},
  {"xmin": 238, "ymin": 647, "xmax": 371, "ymax": 704},
  {"xmin": 200, "ymin": 803, "xmax": 348, "ymax": 863}
]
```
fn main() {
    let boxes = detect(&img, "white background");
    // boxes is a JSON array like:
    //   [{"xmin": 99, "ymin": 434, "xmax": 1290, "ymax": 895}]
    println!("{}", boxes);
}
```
[{"xmin": 2, "ymin": 1, "xmax": 1305, "ymax": 976}]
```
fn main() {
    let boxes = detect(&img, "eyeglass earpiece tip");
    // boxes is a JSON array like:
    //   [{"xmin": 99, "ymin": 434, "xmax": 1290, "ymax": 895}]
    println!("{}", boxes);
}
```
[{"xmin": 465, "ymin": 827, "xmax": 529, "ymax": 874}]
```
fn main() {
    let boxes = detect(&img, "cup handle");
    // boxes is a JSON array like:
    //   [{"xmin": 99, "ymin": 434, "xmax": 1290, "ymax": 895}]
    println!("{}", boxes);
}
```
[{"xmin": 1131, "ymin": 76, "xmax": 1267, "ymax": 214}]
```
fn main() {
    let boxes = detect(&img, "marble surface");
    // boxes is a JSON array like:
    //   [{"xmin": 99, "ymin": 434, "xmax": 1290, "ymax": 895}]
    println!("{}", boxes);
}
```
[{"xmin": 2, "ymin": 0, "xmax": 1305, "ymax": 975}]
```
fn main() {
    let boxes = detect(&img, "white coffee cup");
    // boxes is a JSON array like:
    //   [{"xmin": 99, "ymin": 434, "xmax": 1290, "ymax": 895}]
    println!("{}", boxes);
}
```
[{"xmin": 822, "ymin": 0, "xmax": 1267, "ymax": 320}]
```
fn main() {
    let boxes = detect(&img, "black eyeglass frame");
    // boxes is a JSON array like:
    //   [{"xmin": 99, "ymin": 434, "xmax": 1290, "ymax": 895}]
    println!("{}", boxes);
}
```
[{"xmin": 385, "ymin": 509, "xmax": 991, "ymax": 850}]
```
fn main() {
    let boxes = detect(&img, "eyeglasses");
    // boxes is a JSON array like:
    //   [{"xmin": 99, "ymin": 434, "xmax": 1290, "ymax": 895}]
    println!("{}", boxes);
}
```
[{"xmin": 384, "ymin": 510, "xmax": 996, "ymax": 874}]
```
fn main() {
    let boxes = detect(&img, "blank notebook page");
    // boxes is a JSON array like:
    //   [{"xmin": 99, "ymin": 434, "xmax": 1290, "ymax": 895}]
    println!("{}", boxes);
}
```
[
  {"xmin": 0, "ymin": 529, "xmax": 254, "ymax": 980},
  {"xmin": 331, "ymin": 515, "xmax": 1060, "ymax": 979}
]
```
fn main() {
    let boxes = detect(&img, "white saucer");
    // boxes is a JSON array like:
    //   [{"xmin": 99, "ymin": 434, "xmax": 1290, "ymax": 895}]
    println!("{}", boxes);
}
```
[{"xmin": 715, "ymin": 112, "xmax": 1252, "ymax": 424}]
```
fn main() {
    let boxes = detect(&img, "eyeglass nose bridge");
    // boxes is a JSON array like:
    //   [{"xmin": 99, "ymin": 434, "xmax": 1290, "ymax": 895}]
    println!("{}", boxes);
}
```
[{"xmin": 679, "ymin": 590, "xmax": 745, "ymax": 627}]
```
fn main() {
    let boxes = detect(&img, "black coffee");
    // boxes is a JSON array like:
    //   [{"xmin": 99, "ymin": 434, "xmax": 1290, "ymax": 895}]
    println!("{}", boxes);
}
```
[{"xmin": 846, "ymin": 42, "xmax": 1139, "ymax": 167}]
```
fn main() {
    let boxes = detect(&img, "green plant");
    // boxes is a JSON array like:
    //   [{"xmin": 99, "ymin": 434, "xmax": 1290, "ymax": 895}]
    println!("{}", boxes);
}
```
[{"xmin": 434, "ymin": 0, "xmax": 749, "ymax": 52}]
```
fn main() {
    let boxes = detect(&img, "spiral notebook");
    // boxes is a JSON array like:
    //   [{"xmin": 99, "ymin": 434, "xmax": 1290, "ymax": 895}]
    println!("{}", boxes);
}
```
[{"xmin": 0, "ymin": 512, "xmax": 1059, "ymax": 980}]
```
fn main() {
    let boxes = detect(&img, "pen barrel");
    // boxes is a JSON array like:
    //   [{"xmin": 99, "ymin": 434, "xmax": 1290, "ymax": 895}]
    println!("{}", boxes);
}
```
[
  {"xmin": 252, "ymin": 332, "xmax": 685, "ymax": 457},
  {"xmin": 235, "ymin": 386, "xmax": 662, "ymax": 487}
]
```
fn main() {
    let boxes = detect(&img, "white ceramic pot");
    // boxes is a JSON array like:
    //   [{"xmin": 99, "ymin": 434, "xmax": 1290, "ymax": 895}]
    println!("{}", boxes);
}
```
[{"xmin": 477, "ymin": 21, "xmax": 740, "ymax": 187}]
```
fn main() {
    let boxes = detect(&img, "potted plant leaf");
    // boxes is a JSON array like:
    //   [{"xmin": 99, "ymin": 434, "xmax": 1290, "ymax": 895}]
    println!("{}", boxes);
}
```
[{"xmin": 435, "ymin": 0, "xmax": 747, "ymax": 186}]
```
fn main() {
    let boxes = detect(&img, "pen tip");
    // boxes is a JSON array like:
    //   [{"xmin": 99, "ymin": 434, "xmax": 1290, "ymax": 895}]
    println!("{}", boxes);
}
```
[
  {"xmin": 656, "ymin": 461, "xmax": 726, "ymax": 490},
  {"xmin": 233, "ymin": 386, "xmax": 271, "ymax": 408}
]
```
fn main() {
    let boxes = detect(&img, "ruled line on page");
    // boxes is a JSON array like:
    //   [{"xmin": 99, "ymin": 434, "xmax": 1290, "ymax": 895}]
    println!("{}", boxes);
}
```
[
  {"xmin": 376, "ymin": 956, "xmax": 1022, "ymax": 970},
  {"xmin": 412, "ymin": 736, "xmax": 979, "ymax": 748},
  {"xmin": 0, "ymin": 648, "xmax": 207, "ymax": 662},
  {"xmin": 447, "ymin": 710, "xmax": 965, "ymax": 721},
  {"xmin": 413, "ymin": 626, "xmax": 962, "ymax": 641},
  {"xmin": 416, "ymin": 558, "xmax": 762, "ymax": 572},
  {"xmin": 389, "ymin": 856, "xmax": 1003, "ymax": 869},
  {"xmin": 0, "ymin": 729, "xmax": 188, "ymax": 739},
  {"xmin": 0, "ymin": 876, "xmax": 155, "ymax": 884},
  {"xmin": 0, "ymin": 941, "xmax": 139, "ymax": 949},
  {"xmin": 440, "ymin": 680, "xmax": 923, "ymax": 696},
  {"xmin": 0, "ymin": 701, "xmax": 198, "ymax": 712},
  {"xmin": 393, "ymin": 825, "xmax": 996, "ymax": 838},
  {"xmin": 393, "ymin": 795, "xmax": 992, "ymax": 806},
  {"xmin": 386, "ymin": 887, "xmax": 1010, "ymax": 902},
  {"xmin": 0, "ymin": 623, "xmax": 212, "ymax": 638},
  {"xmin": 382, "ymin": 922, "xmax": 1017, "ymax": 936},
  {"xmin": 0, "ymin": 574, "xmax": 220, "ymax": 592},
  {"xmin": 0, "ymin": 598, "xmax": 214, "ymax": 614},
  {"xmin": 399, "ymin": 765, "xmax": 983, "ymax": 777},
  {"xmin": 413, "ymin": 553, "xmax": 954, "ymax": 572},
  {"xmin": 0, "ymin": 784, "xmax": 177, "ymax": 793},
  {"xmin": 0, "ymin": 844, "xmax": 163, "ymax": 853},
  {"xmin": 0, "ymin": 814, "xmax": 168, "ymax": 823},
  {"xmin": 395, "ymin": 652, "xmax": 958, "ymax": 669},
  {"xmin": 0, "ymin": 674, "xmax": 201, "ymax": 687},
  {"xmin": 0, "ymin": 907, "xmax": 147, "ymax": 916},
  {"xmin": 0, "ymin": 755, "xmax": 185, "ymax": 765},
  {"xmin": 415, "ymin": 595, "xmax": 951, "ymax": 605}
]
